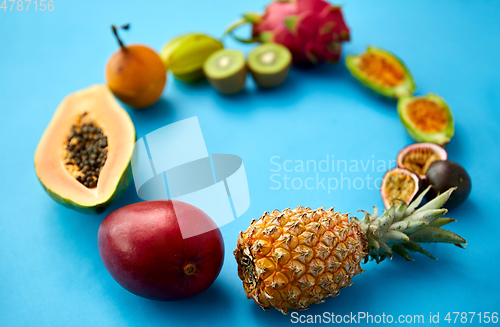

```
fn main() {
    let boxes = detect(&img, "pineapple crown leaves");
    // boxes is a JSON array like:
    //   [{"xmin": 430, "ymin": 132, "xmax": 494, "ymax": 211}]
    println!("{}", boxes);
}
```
[{"xmin": 354, "ymin": 186, "xmax": 466, "ymax": 263}]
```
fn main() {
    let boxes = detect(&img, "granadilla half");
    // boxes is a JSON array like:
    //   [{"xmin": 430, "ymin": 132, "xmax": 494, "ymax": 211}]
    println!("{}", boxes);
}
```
[
  {"xmin": 396, "ymin": 143, "xmax": 448, "ymax": 180},
  {"xmin": 226, "ymin": 0, "xmax": 350, "ymax": 65}
]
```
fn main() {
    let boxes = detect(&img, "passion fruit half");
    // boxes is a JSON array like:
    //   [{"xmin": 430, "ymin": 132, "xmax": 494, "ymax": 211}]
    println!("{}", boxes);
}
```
[
  {"xmin": 396, "ymin": 143, "xmax": 448, "ymax": 180},
  {"xmin": 381, "ymin": 167, "xmax": 420, "ymax": 209},
  {"xmin": 398, "ymin": 94, "xmax": 454, "ymax": 146}
]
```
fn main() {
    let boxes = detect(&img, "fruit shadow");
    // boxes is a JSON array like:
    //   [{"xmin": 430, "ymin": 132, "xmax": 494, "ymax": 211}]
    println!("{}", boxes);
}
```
[
  {"xmin": 447, "ymin": 198, "xmax": 478, "ymax": 222},
  {"xmin": 126, "ymin": 281, "xmax": 235, "ymax": 320},
  {"xmin": 124, "ymin": 98, "xmax": 178, "ymax": 139},
  {"xmin": 213, "ymin": 70, "xmax": 318, "ymax": 115},
  {"xmin": 105, "ymin": 181, "xmax": 142, "ymax": 213},
  {"xmin": 46, "ymin": 183, "xmax": 141, "ymax": 278},
  {"xmin": 172, "ymin": 76, "xmax": 211, "ymax": 91}
]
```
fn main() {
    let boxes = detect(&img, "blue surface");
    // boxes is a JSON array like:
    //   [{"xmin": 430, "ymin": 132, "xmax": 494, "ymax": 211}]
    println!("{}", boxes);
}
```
[{"xmin": 1, "ymin": 0, "xmax": 500, "ymax": 326}]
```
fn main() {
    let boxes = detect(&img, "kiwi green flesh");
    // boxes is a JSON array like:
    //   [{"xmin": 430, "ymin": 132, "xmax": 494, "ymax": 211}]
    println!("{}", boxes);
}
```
[
  {"xmin": 248, "ymin": 43, "xmax": 291, "ymax": 74},
  {"xmin": 248, "ymin": 43, "xmax": 291, "ymax": 88},
  {"xmin": 203, "ymin": 49, "xmax": 246, "ymax": 94},
  {"xmin": 204, "ymin": 49, "xmax": 246, "ymax": 80}
]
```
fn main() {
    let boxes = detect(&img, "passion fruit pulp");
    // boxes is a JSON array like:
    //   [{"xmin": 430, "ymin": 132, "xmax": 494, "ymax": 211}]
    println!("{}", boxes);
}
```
[
  {"xmin": 381, "ymin": 167, "xmax": 420, "ymax": 209},
  {"xmin": 396, "ymin": 143, "xmax": 448, "ymax": 180},
  {"xmin": 425, "ymin": 160, "xmax": 471, "ymax": 209}
]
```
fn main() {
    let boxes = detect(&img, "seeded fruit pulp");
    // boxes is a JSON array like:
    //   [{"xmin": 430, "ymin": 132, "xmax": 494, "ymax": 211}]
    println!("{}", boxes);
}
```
[
  {"xmin": 346, "ymin": 46, "xmax": 416, "ymax": 98},
  {"xmin": 106, "ymin": 25, "xmax": 166, "ymax": 108},
  {"xmin": 248, "ymin": 43, "xmax": 292, "ymax": 88},
  {"xmin": 426, "ymin": 160, "xmax": 471, "ymax": 209},
  {"xmin": 396, "ymin": 143, "xmax": 448, "ymax": 180},
  {"xmin": 203, "ymin": 49, "xmax": 246, "ymax": 94},
  {"xmin": 63, "ymin": 113, "xmax": 108, "ymax": 189},
  {"xmin": 34, "ymin": 85, "xmax": 135, "ymax": 214},
  {"xmin": 98, "ymin": 200, "xmax": 224, "ymax": 300},
  {"xmin": 381, "ymin": 167, "xmax": 420, "ymax": 209},
  {"xmin": 398, "ymin": 94, "xmax": 454, "ymax": 146}
]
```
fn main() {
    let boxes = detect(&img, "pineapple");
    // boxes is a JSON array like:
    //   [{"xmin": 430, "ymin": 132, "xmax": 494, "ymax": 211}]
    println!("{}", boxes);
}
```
[{"xmin": 234, "ymin": 187, "xmax": 466, "ymax": 314}]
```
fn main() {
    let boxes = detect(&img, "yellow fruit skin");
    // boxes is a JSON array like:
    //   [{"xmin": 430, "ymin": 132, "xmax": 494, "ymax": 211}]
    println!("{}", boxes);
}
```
[
  {"xmin": 235, "ymin": 206, "xmax": 366, "ymax": 314},
  {"xmin": 160, "ymin": 33, "xmax": 223, "ymax": 82}
]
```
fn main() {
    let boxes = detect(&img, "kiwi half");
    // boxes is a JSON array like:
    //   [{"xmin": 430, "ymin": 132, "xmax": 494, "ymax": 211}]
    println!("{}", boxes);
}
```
[
  {"xmin": 247, "ymin": 43, "xmax": 292, "ymax": 88},
  {"xmin": 203, "ymin": 49, "xmax": 246, "ymax": 94}
]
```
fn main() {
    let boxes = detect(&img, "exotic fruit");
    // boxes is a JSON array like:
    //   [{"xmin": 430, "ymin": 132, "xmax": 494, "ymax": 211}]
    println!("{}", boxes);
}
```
[
  {"xmin": 203, "ymin": 49, "xmax": 247, "ymax": 94},
  {"xmin": 346, "ymin": 46, "xmax": 416, "ymax": 98},
  {"xmin": 248, "ymin": 43, "xmax": 292, "ymax": 88},
  {"xmin": 426, "ymin": 160, "xmax": 471, "ymax": 209},
  {"xmin": 235, "ymin": 187, "xmax": 466, "ymax": 314},
  {"xmin": 106, "ymin": 24, "xmax": 166, "ymax": 108},
  {"xmin": 381, "ymin": 167, "xmax": 420, "ymax": 209},
  {"xmin": 160, "ymin": 33, "xmax": 224, "ymax": 82},
  {"xmin": 98, "ymin": 200, "xmax": 224, "ymax": 300},
  {"xmin": 396, "ymin": 143, "xmax": 448, "ymax": 180},
  {"xmin": 226, "ymin": 0, "xmax": 350, "ymax": 65},
  {"xmin": 398, "ymin": 94, "xmax": 454, "ymax": 146},
  {"xmin": 34, "ymin": 85, "xmax": 135, "ymax": 214}
]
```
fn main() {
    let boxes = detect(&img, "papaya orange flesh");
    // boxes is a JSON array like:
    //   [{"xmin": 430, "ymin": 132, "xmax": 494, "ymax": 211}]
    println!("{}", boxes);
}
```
[{"xmin": 34, "ymin": 85, "xmax": 135, "ymax": 214}]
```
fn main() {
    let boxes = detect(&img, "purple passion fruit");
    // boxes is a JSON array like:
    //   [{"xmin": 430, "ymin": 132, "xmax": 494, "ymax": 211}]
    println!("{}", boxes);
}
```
[
  {"xmin": 425, "ymin": 160, "xmax": 471, "ymax": 209},
  {"xmin": 346, "ymin": 46, "xmax": 416, "ymax": 98},
  {"xmin": 398, "ymin": 94, "xmax": 454, "ymax": 146},
  {"xmin": 381, "ymin": 167, "xmax": 420, "ymax": 209},
  {"xmin": 396, "ymin": 143, "xmax": 448, "ymax": 180},
  {"xmin": 98, "ymin": 200, "xmax": 224, "ymax": 300}
]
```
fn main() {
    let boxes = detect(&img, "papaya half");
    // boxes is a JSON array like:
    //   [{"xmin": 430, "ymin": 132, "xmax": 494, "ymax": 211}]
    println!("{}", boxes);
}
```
[
  {"xmin": 34, "ymin": 85, "xmax": 136, "ymax": 214},
  {"xmin": 346, "ymin": 46, "xmax": 416, "ymax": 98}
]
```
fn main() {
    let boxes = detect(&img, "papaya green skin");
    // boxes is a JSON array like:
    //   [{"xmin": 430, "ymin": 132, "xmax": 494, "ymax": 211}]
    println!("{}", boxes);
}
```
[
  {"xmin": 398, "ymin": 94, "xmax": 454, "ymax": 146},
  {"xmin": 37, "ymin": 163, "xmax": 133, "ymax": 215},
  {"xmin": 346, "ymin": 46, "xmax": 416, "ymax": 99}
]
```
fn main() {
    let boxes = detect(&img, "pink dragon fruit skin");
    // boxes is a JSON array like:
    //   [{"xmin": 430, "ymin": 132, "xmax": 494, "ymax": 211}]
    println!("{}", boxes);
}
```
[{"xmin": 251, "ymin": 0, "xmax": 350, "ymax": 65}]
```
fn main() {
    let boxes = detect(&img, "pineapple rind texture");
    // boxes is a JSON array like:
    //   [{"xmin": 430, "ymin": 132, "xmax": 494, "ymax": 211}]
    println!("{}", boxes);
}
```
[
  {"xmin": 235, "ymin": 207, "xmax": 366, "ymax": 314},
  {"xmin": 235, "ymin": 187, "xmax": 467, "ymax": 314}
]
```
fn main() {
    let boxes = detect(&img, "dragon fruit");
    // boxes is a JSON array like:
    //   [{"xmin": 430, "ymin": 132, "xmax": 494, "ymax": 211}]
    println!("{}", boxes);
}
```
[{"xmin": 226, "ymin": 0, "xmax": 350, "ymax": 65}]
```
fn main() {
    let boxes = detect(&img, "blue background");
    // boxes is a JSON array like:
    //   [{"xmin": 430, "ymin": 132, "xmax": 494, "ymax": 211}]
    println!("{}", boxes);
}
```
[{"xmin": 1, "ymin": 0, "xmax": 499, "ymax": 326}]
